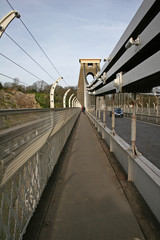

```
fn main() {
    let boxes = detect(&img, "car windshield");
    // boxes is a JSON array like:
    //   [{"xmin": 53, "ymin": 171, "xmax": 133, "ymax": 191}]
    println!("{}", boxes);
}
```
[{"xmin": 114, "ymin": 108, "xmax": 121, "ymax": 111}]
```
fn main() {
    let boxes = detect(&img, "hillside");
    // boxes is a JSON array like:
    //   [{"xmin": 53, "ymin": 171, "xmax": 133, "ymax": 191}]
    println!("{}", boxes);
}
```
[
  {"xmin": 0, "ymin": 89, "xmax": 41, "ymax": 109},
  {"xmin": 0, "ymin": 83, "xmax": 77, "ymax": 109}
]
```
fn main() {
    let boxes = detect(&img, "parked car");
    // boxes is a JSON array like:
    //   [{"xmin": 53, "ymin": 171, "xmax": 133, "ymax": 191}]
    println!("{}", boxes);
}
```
[{"xmin": 110, "ymin": 108, "xmax": 123, "ymax": 117}]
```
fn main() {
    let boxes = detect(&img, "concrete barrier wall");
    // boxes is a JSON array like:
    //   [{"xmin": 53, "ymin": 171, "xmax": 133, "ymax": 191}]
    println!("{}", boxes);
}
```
[
  {"xmin": 87, "ymin": 111, "xmax": 160, "ymax": 224},
  {"xmin": 0, "ymin": 108, "xmax": 80, "ymax": 240}
]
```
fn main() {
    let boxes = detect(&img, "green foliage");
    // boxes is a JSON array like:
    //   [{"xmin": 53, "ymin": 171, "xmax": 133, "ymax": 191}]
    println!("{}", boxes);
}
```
[
  {"xmin": 34, "ymin": 85, "xmax": 77, "ymax": 109},
  {"xmin": 0, "ymin": 79, "xmax": 78, "ymax": 109},
  {"xmin": 54, "ymin": 85, "xmax": 65, "ymax": 108},
  {"xmin": 35, "ymin": 93, "xmax": 50, "ymax": 108}
]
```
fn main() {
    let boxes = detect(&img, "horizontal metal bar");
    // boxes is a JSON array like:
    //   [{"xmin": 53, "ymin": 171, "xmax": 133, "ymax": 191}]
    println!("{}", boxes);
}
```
[
  {"xmin": 124, "ymin": 52, "xmax": 159, "ymax": 83},
  {"xmin": 88, "ymin": 12, "xmax": 160, "ymax": 93},
  {"xmin": 87, "ymin": 0, "xmax": 159, "ymax": 95},
  {"xmin": 104, "ymin": 13, "xmax": 160, "ymax": 81},
  {"xmin": 0, "ymin": 108, "xmax": 52, "ymax": 115},
  {"xmin": 0, "ymin": 130, "xmax": 51, "ymax": 186},
  {"xmin": 99, "ymin": 0, "xmax": 157, "ymax": 76},
  {"xmin": 93, "ymin": 51, "xmax": 160, "ymax": 95},
  {"xmin": 88, "ymin": 81, "xmax": 102, "ymax": 92},
  {"xmin": 0, "ymin": 107, "xmax": 68, "ymax": 116}
]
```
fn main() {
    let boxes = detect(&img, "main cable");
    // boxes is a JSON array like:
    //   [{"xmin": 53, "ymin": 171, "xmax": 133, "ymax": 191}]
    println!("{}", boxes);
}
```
[
  {"xmin": 5, "ymin": 0, "xmax": 69, "ymax": 87},
  {"xmin": 5, "ymin": 0, "xmax": 14, "ymax": 11},
  {"xmin": 4, "ymin": 32, "xmax": 56, "ymax": 82},
  {"xmin": 19, "ymin": 19, "xmax": 69, "ymax": 87},
  {"xmin": 0, "ymin": 52, "xmax": 45, "ymax": 82},
  {"xmin": 20, "ymin": 19, "xmax": 62, "ymax": 77},
  {"xmin": 0, "ymin": 72, "xmax": 30, "ymax": 86}
]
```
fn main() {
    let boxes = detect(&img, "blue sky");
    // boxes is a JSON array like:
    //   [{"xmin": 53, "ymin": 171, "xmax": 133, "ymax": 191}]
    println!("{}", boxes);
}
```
[{"xmin": 0, "ymin": 0, "xmax": 143, "ymax": 87}]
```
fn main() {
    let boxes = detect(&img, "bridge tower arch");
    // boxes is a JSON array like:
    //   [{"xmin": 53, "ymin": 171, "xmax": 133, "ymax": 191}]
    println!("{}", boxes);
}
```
[{"xmin": 77, "ymin": 59, "xmax": 101, "ymax": 109}]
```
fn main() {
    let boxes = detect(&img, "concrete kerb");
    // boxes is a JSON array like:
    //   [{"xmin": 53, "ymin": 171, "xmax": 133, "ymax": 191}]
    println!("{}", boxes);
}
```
[{"xmin": 87, "ymin": 111, "xmax": 160, "ymax": 224}]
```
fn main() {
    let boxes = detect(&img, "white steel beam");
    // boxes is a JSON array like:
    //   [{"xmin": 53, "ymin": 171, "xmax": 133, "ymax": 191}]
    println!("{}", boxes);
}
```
[
  {"xmin": 68, "ymin": 94, "xmax": 74, "ymax": 108},
  {"xmin": 87, "ymin": 0, "xmax": 159, "ymax": 95},
  {"xmin": 0, "ymin": 11, "xmax": 20, "ymax": 38},
  {"xmin": 63, "ymin": 89, "xmax": 70, "ymax": 108},
  {"xmin": 50, "ymin": 77, "xmax": 63, "ymax": 108}
]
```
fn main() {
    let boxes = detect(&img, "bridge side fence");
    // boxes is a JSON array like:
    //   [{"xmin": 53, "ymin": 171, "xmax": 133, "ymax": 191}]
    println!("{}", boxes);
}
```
[
  {"xmin": 87, "ymin": 110, "xmax": 160, "ymax": 224},
  {"xmin": 89, "ymin": 107, "xmax": 160, "ymax": 125},
  {"xmin": 124, "ymin": 111, "xmax": 160, "ymax": 124},
  {"xmin": 93, "ymin": 93, "xmax": 160, "ymax": 124},
  {"xmin": 0, "ymin": 108, "xmax": 80, "ymax": 240}
]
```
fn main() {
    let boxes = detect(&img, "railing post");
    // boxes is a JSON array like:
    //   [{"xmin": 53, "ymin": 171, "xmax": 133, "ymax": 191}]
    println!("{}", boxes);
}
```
[
  {"xmin": 111, "ymin": 94, "xmax": 115, "ymax": 135},
  {"xmin": 103, "ymin": 110, "xmax": 106, "ymax": 127},
  {"xmin": 96, "ymin": 109, "xmax": 98, "ymax": 119},
  {"xmin": 141, "ymin": 95, "xmax": 143, "ymax": 120},
  {"xmin": 131, "ymin": 93, "xmax": 137, "ymax": 156},
  {"xmin": 156, "ymin": 96, "xmax": 159, "ymax": 123},
  {"xmin": 98, "ymin": 109, "xmax": 101, "ymax": 121},
  {"xmin": 148, "ymin": 96, "xmax": 151, "ymax": 115},
  {"xmin": 110, "ymin": 136, "xmax": 113, "ymax": 152},
  {"xmin": 128, "ymin": 156, "xmax": 134, "ymax": 181}
]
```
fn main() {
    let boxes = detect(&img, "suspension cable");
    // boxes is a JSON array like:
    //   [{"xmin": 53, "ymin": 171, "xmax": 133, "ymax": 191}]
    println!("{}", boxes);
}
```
[
  {"xmin": 0, "ymin": 52, "xmax": 45, "ymax": 82},
  {"xmin": 5, "ymin": 0, "xmax": 14, "ymax": 11},
  {"xmin": 4, "ymin": 32, "xmax": 56, "ymax": 81},
  {"xmin": 19, "ymin": 19, "xmax": 69, "ymax": 86},
  {"xmin": 0, "ymin": 72, "xmax": 30, "ymax": 85},
  {"xmin": 19, "ymin": 19, "xmax": 62, "ymax": 76},
  {"xmin": 5, "ymin": 0, "xmax": 69, "ymax": 87}
]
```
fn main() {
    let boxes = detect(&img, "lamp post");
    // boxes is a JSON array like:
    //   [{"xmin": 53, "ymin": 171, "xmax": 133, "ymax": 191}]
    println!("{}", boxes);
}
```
[
  {"xmin": 50, "ymin": 77, "xmax": 63, "ymax": 108},
  {"xmin": 63, "ymin": 89, "xmax": 70, "ymax": 108}
]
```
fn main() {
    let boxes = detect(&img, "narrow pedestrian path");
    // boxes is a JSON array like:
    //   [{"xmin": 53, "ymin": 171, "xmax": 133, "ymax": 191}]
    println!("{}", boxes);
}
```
[{"xmin": 24, "ymin": 113, "xmax": 145, "ymax": 240}]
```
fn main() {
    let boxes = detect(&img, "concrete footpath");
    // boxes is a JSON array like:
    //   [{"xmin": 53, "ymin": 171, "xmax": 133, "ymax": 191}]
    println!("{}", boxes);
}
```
[{"xmin": 24, "ymin": 113, "xmax": 145, "ymax": 240}]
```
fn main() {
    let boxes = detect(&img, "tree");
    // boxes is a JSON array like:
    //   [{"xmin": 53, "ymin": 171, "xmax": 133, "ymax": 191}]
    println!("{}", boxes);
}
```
[
  {"xmin": 3, "ymin": 82, "xmax": 12, "ymax": 89},
  {"xmin": 32, "ymin": 80, "xmax": 48, "ymax": 92},
  {"xmin": 12, "ymin": 78, "xmax": 19, "ymax": 90},
  {"xmin": 17, "ymin": 85, "xmax": 26, "ymax": 92}
]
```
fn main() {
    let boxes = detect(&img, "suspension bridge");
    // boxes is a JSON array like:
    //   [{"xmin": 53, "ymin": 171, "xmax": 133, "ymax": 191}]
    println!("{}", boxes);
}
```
[{"xmin": 0, "ymin": 0, "xmax": 160, "ymax": 239}]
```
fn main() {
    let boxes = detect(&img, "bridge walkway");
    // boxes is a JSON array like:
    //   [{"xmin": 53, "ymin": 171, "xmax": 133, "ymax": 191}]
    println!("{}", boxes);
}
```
[{"xmin": 23, "ymin": 113, "xmax": 147, "ymax": 240}]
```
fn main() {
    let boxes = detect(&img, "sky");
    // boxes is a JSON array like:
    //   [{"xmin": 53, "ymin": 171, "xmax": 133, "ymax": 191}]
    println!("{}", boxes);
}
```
[{"xmin": 0, "ymin": 0, "xmax": 143, "ymax": 88}]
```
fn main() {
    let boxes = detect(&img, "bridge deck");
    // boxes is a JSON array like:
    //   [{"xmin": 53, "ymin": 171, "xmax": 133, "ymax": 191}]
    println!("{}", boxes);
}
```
[{"xmin": 23, "ymin": 113, "xmax": 153, "ymax": 240}]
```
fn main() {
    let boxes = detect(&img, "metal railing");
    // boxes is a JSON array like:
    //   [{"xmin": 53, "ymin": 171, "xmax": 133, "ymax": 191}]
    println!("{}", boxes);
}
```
[
  {"xmin": 89, "ymin": 108, "xmax": 160, "ymax": 125},
  {"xmin": 0, "ymin": 108, "xmax": 80, "ymax": 240},
  {"xmin": 124, "ymin": 111, "xmax": 160, "ymax": 124},
  {"xmin": 87, "ymin": 110, "xmax": 160, "ymax": 225}
]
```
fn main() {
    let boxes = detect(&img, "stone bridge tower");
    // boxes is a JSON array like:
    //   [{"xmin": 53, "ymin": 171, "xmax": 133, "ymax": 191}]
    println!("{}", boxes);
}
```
[{"xmin": 77, "ymin": 59, "xmax": 101, "ymax": 109}]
